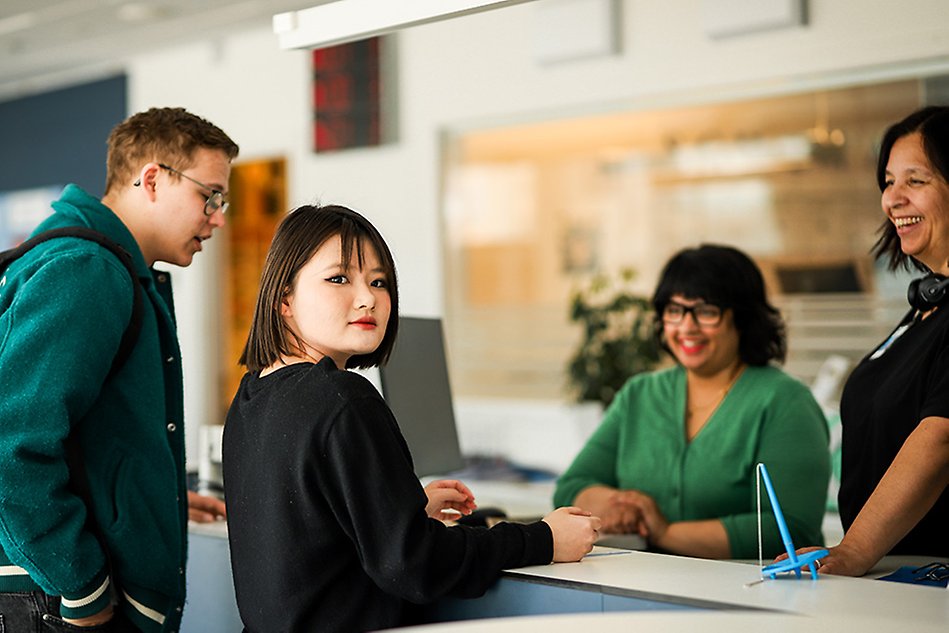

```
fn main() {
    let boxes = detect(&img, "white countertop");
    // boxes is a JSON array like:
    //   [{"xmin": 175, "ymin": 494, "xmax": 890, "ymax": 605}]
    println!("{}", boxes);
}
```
[
  {"xmin": 496, "ymin": 547, "xmax": 948, "ymax": 630},
  {"xmin": 188, "ymin": 519, "xmax": 228, "ymax": 537},
  {"xmin": 395, "ymin": 548, "xmax": 948, "ymax": 632},
  {"xmin": 392, "ymin": 610, "xmax": 893, "ymax": 633}
]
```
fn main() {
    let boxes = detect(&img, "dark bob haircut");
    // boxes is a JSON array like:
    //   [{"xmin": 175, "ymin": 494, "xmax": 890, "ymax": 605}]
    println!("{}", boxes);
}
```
[
  {"xmin": 873, "ymin": 105, "xmax": 949, "ymax": 272},
  {"xmin": 651, "ymin": 244, "xmax": 786, "ymax": 366},
  {"xmin": 239, "ymin": 204, "xmax": 399, "ymax": 372}
]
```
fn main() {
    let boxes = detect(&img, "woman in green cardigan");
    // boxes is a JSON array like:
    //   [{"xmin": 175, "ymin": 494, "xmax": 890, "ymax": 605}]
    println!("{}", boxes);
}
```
[{"xmin": 554, "ymin": 245, "xmax": 830, "ymax": 559}]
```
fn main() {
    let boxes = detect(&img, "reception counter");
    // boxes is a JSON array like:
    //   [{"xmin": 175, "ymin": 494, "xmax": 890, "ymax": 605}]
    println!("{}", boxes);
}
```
[
  {"xmin": 183, "ymin": 521, "xmax": 947, "ymax": 633},
  {"xmin": 416, "ymin": 546, "xmax": 948, "ymax": 632}
]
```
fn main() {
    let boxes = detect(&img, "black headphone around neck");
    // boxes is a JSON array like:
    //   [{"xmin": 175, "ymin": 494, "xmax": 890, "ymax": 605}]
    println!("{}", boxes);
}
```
[{"xmin": 907, "ymin": 273, "xmax": 949, "ymax": 311}]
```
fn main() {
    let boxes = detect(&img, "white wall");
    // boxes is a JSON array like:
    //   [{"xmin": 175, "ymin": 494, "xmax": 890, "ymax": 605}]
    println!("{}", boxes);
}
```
[{"xmin": 122, "ymin": 0, "xmax": 949, "ymax": 468}]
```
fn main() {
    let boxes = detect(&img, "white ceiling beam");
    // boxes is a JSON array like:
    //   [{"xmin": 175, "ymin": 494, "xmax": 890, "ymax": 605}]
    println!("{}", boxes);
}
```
[{"xmin": 273, "ymin": 0, "xmax": 539, "ymax": 50}]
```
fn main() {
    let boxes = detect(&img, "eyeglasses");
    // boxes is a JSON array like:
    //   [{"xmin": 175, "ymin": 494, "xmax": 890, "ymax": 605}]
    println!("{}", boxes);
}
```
[
  {"xmin": 159, "ymin": 163, "xmax": 229, "ymax": 216},
  {"xmin": 662, "ymin": 301, "xmax": 723, "ymax": 326},
  {"xmin": 913, "ymin": 562, "xmax": 949, "ymax": 583}
]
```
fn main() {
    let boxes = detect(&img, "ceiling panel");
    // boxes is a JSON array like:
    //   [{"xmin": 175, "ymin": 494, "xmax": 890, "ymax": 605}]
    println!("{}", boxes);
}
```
[{"xmin": 0, "ymin": 0, "xmax": 325, "ymax": 101}]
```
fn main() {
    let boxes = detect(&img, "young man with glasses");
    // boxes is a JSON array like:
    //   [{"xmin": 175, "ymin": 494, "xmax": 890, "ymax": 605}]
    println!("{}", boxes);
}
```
[{"xmin": 0, "ymin": 107, "xmax": 239, "ymax": 631}]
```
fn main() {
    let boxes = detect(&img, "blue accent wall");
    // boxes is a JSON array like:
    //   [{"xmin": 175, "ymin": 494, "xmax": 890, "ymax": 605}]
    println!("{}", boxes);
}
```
[{"xmin": 0, "ymin": 75, "xmax": 127, "ymax": 197}]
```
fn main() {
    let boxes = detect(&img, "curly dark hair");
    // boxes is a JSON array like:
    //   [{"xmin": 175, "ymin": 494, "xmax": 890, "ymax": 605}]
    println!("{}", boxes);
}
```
[
  {"xmin": 651, "ymin": 244, "xmax": 786, "ymax": 366},
  {"xmin": 872, "ymin": 105, "xmax": 949, "ymax": 272}
]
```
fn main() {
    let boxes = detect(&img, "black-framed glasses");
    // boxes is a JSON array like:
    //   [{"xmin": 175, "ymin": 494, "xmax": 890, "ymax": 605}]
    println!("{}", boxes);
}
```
[
  {"xmin": 879, "ymin": 561, "xmax": 949, "ymax": 587},
  {"xmin": 159, "ymin": 163, "xmax": 229, "ymax": 216},
  {"xmin": 662, "ymin": 301, "xmax": 723, "ymax": 326},
  {"xmin": 913, "ymin": 562, "xmax": 949, "ymax": 583}
]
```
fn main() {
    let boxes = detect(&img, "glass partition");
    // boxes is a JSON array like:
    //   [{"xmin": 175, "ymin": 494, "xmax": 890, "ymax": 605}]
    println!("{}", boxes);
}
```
[{"xmin": 442, "ymin": 80, "xmax": 923, "ymax": 401}]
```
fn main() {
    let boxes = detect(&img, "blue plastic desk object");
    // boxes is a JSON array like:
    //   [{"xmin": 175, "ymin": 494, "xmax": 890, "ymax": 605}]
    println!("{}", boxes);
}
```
[{"xmin": 757, "ymin": 462, "xmax": 828, "ymax": 580}]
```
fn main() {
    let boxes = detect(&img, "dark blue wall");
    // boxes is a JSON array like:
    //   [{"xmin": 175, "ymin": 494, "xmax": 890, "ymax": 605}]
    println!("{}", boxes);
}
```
[{"xmin": 0, "ymin": 75, "xmax": 127, "ymax": 197}]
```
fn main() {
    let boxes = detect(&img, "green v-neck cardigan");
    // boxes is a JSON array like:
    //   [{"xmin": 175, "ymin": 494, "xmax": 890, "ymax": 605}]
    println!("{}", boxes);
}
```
[{"xmin": 554, "ymin": 364, "xmax": 830, "ymax": 558}]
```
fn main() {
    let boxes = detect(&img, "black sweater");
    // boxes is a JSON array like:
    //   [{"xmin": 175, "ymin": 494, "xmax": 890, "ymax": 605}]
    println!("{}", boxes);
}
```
[
  {"xmin": 222, "ymin": 358, "xmax": 553, "ymax": 633},
  {"xmin": 839, "ymin": 307, "xmax": 949, "ymax": 556}
]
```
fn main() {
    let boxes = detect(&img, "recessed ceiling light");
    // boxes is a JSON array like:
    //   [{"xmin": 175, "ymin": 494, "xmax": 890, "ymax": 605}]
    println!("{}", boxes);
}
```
[
  {"xmin": 0, "ymin": 12, "xmax": 37, "ymax": 36},
  {"xmin": 117, "ymin": 3, "xmax": 172, "ymax": 23}
]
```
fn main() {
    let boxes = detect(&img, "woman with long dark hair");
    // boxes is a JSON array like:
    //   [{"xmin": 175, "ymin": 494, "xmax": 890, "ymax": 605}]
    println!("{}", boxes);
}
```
[{"xmin": 788, "ymin": 106, "xmax": 949, "ymax": 576}]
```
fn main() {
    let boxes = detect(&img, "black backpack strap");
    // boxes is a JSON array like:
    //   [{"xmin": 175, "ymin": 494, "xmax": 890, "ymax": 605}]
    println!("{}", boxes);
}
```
[
  {"xmin": 0, "ymin": 226, "xmax": 143, "ymax": 378},
  {"xmin": 1, "ymin": 227, "xmax": 145, "ymax": 573}
]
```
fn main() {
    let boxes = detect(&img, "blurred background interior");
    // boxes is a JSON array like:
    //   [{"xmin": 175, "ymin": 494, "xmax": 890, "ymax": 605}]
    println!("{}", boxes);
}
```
[{"xmin": 0, "ymin": 0, "xmax": 945, "ymax": 480}]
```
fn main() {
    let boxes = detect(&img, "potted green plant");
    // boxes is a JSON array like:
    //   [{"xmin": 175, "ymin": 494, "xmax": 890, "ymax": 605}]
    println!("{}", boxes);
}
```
[{"xmin": 567, "ymin": 268, "xmax": 661, "ymax": 407}]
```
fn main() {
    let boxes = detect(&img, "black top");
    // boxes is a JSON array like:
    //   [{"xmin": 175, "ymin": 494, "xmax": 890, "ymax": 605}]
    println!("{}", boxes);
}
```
[
  {"xmin": 222, "ymin": 358, "xmax": 553, "ymax": 633},
  {"xmin": 838, "ymin": 307, "xmax": 949, "ymax": 556}
]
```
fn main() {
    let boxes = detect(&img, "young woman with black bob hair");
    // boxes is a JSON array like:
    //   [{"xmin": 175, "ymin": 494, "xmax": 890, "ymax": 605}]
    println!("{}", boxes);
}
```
[
  {"xmin": 223, "ymin": 204, "xmax": 600, "ymax": 633},
  {"xmin": 555, "ymin": 244, "xmax": 830, "ymax": 559}
]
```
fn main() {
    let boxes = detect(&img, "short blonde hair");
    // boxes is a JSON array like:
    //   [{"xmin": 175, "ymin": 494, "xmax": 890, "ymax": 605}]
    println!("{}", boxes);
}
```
[{"xmin": 105, "ymin": 107, "xmax": 239, "ymax": 194}]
